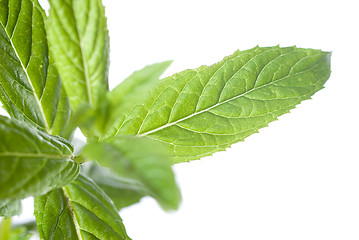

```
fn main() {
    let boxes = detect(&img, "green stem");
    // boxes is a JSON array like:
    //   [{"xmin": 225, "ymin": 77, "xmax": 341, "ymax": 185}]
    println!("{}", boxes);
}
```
[{"xmin": 0, "ymin": 217, "xmax": 11, "ymax": 240}]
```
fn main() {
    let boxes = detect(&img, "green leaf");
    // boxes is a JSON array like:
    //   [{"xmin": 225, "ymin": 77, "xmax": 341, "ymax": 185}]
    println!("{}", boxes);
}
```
[
  {"xmin": 83, "ymin": 136, "xmax": 181, "ymax": 211},
  {"xmin": 0, "ymin": 0, "xmax": 70, "ymax": 137},
  {"xmin": 0, "ymin": 116, "xmax": 79, "ymax": 200},
  {"xmin": 108, "ymin": 46, "xmax": 331, "ymax": 163},
  {"xmin": 0, "ymin": 200, "xmax": 21, "ymax": 218},
  {"xmin": 47, "ymin": 0, "xmax": 110, "ymax": 112},
  {"xmin": 82, "ymin": 163, "xmax": 145, "ymax": 210},
  {"xmin": 34, "ymin": 174, "xmax": 131, "ymax": 240}
]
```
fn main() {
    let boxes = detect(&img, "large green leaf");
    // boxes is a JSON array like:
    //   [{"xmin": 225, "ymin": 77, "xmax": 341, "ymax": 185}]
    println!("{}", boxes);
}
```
[
  {"xmin": 34, "ymin": 174, "xmax": 130, "ymax": 240},
  {"xmin": 0, "ymin": 0, "xmax": 70, "ymax": 137},
  {"xmin": 108, "ymin": 46, "xmax": 331, "ymax": 163},
  {"xmin": 0, "ymin": 200, "xmax": 21, "ymax": 218},
  {"xmin": 82, "ymin": 163, "xmax": 145, "ymax": 210},
  {"xmin": 47, "ymin": 0, "xmax": 109, "ymax": 112},
  {"xmin": 83, "ymin": 136, "xmax": 181, "ymax": 211},
  {"xmin": 0, "ymin": 116, "xmax": 79, "ymax": 200}
]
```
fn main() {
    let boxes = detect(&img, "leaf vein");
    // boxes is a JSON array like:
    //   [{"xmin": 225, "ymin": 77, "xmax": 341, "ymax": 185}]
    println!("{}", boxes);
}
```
[{"xmin": 138, "ymin": 55, "xmax": 319, "ymax": 137}]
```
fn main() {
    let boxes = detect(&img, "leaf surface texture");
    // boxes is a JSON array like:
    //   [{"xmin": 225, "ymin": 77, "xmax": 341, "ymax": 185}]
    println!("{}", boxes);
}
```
[
  {"xmin": 0, "ymin": 0, "xmax": 70, "ymax": 136},
  {"xmin": 0, "ymin": 116, "xmax": 78, "ymax": 200},
  {"xmin": 34, "ymin": 174, "xmax": 130, "ymax": 240},
  {"xmin": 47, "ymin": 0, "xmax": 109, "ymax": 112},
  {"xmin": 109, "ymin": 46, "xmax": 331, "ymax": 162}
]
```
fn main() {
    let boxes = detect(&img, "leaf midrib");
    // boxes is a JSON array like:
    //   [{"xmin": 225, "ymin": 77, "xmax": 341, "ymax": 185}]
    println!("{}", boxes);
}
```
[
  {"xmin": 62, "ymin": 187, "xmax": 83, "ymax": 240},
  {"xmin": 0, "ymin": 152, "xmax": 72, "ymax": 160},
  {"xmin": 67, "ymin": 0, "xmax": 93, "ymax": 105},
  {"xmin": 138, "ymin": 52, "xmax": 324, "ymax": 137}
]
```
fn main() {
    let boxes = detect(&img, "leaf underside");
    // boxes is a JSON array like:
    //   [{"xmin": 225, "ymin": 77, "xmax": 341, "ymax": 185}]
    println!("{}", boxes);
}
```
[
  {"xmin": 82, "ymin": 163, "xmax": 145, "ymax": 210},
  {"xmin": 0, "ymin": 116, "xmax": 78, "ymax": 200},
  {"xmin": 0, "ymin": 0, "xmax": 70, "ymax": 137},
  {"xmin": 83, "ymin": 136, "xmax": 181, "ymax": 211},
  {"xmin": 34, "ymin": 174, "xmax": 130, "ymax": 240},
  {"xmin": 0, "ymin": 199, "xmax": 21, "ymax": 218},
  {"xmin": 108, "ymin": 46, "xmax": 331, "ymax": 163}
]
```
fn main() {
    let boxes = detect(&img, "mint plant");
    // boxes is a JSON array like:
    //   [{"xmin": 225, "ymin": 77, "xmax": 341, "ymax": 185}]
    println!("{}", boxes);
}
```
[{"xmin": 0, "ymin": 0, "xmax": 331, "ymax": 239}]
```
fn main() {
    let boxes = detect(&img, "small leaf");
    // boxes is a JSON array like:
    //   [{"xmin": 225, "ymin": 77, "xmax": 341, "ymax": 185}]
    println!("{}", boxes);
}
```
[
  {"xmin": 0, "ymin": 0, "xmax": 70, "ymax": 137},
  {"xmin": 47, "ymin": 0, "xmax": 110, "ymax": 112},
  {"xmin": 110, "ymin": 60, "xmax": 172, "ymax": 107},
  {"xmin": 0, "ymin": 200, "xmax": 21, "ymax": 218},
  {"xmin": 82, "ymin": 163, "xmax": 145, "ymax": 210},
  {"xmin": 34, "ymin": 174, "xmax": 131, "ymax": 240},
  {"xmin": 83, "ymin": 136, "xmax": 181, "ymax": 211},
  {"xmin": 0, "ymin": 116, "xmax": 79, "ymax": 200},
  {"xmin": 109, "ymin": 46, "xmax": 331, "ymax": 163}
]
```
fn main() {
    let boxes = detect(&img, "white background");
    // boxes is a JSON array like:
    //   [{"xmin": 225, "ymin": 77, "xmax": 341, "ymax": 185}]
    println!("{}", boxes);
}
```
[{"xmin": 8, "ymin": 0, "xmax": 359, "ymax": 239}]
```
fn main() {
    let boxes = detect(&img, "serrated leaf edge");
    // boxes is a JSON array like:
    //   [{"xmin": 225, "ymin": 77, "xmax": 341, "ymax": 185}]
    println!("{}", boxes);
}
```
[{"xmin": 137, "ymin": 50, "xmax": 327, "ymax": 138}]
